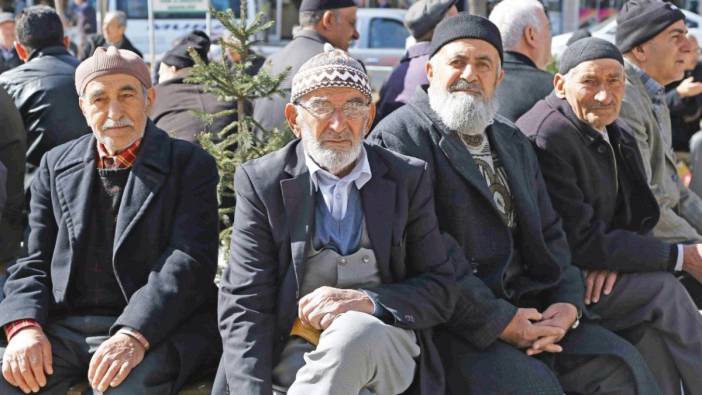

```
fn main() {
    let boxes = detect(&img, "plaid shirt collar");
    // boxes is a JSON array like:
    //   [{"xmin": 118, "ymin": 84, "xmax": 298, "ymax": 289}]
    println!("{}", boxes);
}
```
[
  {"xmin": 628, "ymin": 61, "xmax": 665, "ymax": 103},
  {"xmin": 96, "ymin": 138, "xmax": 142, "ymax": 169}
]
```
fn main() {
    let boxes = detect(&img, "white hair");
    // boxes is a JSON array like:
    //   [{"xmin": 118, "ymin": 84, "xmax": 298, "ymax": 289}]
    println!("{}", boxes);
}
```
[
  {"xmin": 105, "ymin": 11, "xmax": 127, "ymax": 28},
  {"xmin": 489, "ymin": 0, "xmax": 546, "ymax": 50}
]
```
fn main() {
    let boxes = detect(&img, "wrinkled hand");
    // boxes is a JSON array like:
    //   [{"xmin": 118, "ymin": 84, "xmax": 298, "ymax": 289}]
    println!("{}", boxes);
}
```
[
  {"xmin": 498, "ymin": 308, "xmax": 565, "ymax": 350},
  {"xmin": 676, "ymin": 76, "xmax": 702, "ymax": 97},
  {"xmin": 2, "ymin": 327, "xmax": 53, "ymax": 394},
  {"xmin": 88, "ymin": 333, "xmax": 145, "ymax": 392},
  {"xmin": 583, "ymin": 269, "xmax": 618, "ymax": 305},
  {"xmin": 527, "ymin": 303, "xmax": 578, "ymax": 356},
  {"xmin": 683, "ymin": 244, "xmax": 702, "ymax": 283},
  {"xmin": 298, "ymin": 286, "xmax": 374, "ymax": 330}
]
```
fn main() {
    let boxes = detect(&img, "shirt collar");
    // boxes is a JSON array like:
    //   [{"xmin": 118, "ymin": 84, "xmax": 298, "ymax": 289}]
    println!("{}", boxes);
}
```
[
  {"xmin": 305, "ymin": 145, "xmax": 372, "ymax": 191},
  {"xmin": 628, "ymin": 61, "xmax": 665, "ymax": 100},
  {"xmin": 96, "ymin": 138, "xmax": 142, "ymax": 169}
]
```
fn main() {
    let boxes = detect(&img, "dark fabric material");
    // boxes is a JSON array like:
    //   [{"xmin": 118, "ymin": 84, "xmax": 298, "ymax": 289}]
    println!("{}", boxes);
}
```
[
  {"xmin": 665, "ymin": 63, "xmax": 702, "ymax": 152},
  {"xmin": 558, "ymin": 37, "xmax": 623, "ymax": 75},
  {"xmin": 517, "ymin": 94, "xmax": 676, "ymax": 273},
  {"xmin": 0, "ymin": 46, "xmax": 89, "ymax": 191},
  {"xmin": 0, "ymin": 161, "xmax": 5, "ymax": 223},
  {"xmin": 162, "ymin": 30, "xmax": 210, "ymax": 69},
  {"xmin": 0, "ymin": 123, "xmax": 221, "ymax": 391},
  {"xmin": 435, "ymin": 322, "xmax": 660, "ymax": 395},
  {"xmin": 299, "ymin": 0, "xmax": 355, "ymax": 11},
  {"xmin": 151, "ymin": 77, "xmax": 237, "ymax": 144},
  {"xmin": 80, "ymin": 33, "xmax": 143, "ymax": 61},
  {"xmin": 370, "ymin": 86, "xmax": 584, "ymax": 351},
  {"xmin": 252, "ymin": 29, "xmax": 328, "ymax": 133},
  {"xmin": 566, "ymin": 28, "xmax": 592, "ymax": 46},
  {"xmin": 71, "ymin": 3, "xmax": 97, "ymax": 35},
  {"xmin": 615, "ymin": 0, "xmax": 684, "ymax": 53},
  {"xmin": 214, "ymin": 140, "xmax": 458, "ymax": 395},
  {"xmin": 429, "ymin": 13, "xmax": 502, "ymax": 62},
  {"xmin": 0, "ymin": 88, "xmax": 26, "ymax": 266},
  {"xmin": 375, "ymin": 42, "xmax": 431, "ymax": 126},
  {"xmin": 68, "ymin": 168, "xmax": 129, "ymax": 317},
  {"xmin": 495, "ymin": 51, "xmax": 553, "ymax": 122},
  {"xmin": 404, "ymin": 0, "xmax": 456, "ymax": 39},
  {"xmin": 0, "ymin": 48, "xmax": 21, "ymax": 75}
]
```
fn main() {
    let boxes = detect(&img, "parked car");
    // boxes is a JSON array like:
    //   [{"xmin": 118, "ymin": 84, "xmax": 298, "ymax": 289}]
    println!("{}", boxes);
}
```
[{"xmin": 552, "ymin": 8, "xmax": 702, "ymax": 60}]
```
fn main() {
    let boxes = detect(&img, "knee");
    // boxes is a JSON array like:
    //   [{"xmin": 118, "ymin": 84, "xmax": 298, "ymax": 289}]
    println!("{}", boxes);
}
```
[{"xmin": 319, "ymin": 312, "xmax": 395, "ymax": 361}]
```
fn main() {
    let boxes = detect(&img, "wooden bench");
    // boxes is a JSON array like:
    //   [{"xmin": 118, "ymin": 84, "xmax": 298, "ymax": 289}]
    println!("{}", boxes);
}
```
[{"xmin": 67, "ymin": 379, "xmax": 212, "ymax": 395}]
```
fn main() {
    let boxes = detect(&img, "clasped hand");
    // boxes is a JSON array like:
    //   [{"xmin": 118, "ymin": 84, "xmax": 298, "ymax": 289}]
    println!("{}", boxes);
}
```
[
  {"xmin": 499, "ymin": 303, "xmax": 578, "ymax": 357},
  {"xmin": 298, "ymin": 286, "xmax": 375, "ymax": 330}
]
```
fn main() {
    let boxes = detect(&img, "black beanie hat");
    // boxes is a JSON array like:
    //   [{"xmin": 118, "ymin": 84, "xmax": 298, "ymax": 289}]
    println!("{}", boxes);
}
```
[
  {"xmin": 429, "ymin": 12, "xmax": 503, "ymax": 63},
  {"xmin": 559, "ymin": 37, "xmax": 624, "ymax": 75},
  {"xmin": 162, "ymin": 30, "xmax": 210, "ymax": 69},
  {"xmin": 299, "ymin": 0, "xmax": 356, "ymax": 12},
  {"xmin": 616, "ymin": 0, "xmax": 685, "ymax": 53}
]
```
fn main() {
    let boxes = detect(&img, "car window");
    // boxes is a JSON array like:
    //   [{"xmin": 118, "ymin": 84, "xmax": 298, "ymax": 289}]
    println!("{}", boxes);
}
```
[
  {"xmin": 369, "ymin": 18, "xmax": 407, "ymax": 49},
  {"xmin": 687, "ymin": 18, "xmax": 699, "ymax": 29},
  {"xmin": 117, "ymin": 0, "xmax": 241, "ymax": 19}
]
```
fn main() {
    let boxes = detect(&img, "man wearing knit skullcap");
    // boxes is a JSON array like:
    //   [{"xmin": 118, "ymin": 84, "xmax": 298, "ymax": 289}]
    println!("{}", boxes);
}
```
[
  {"xmin": 252, "ymin": 0, "xmax": 360, "ymax": 135},
  {"xmin": 216, "ymin": 46, "xmax": 457, "ymax": 395},
  {"xmin": 372, "ymin": 13, "xmax": 658, "ymax": 394},
  {"xmin": 617, "ymin": 0, "xmax": 702, "ymax": 308},
  {"xmin": 519, "ymin": 36, "xmax": 702, "ymax": 394},
  {"xmin": 0, "ymin": 45, "xmax": 221, "ymax": 394}
]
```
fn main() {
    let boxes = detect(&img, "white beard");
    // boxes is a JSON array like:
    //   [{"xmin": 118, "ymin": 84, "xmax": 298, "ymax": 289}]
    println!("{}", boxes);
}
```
[
  {"xmin": 301, "ymin": 124, "xmax": 362, "ymax": 175},
  {"xmin": 427, "ymin": 83, "xmax": 499, "ymax": 136}
]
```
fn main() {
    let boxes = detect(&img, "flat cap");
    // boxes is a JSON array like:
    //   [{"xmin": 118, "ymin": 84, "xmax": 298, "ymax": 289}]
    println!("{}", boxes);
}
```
[
  {"xmin": 616, "ymin": 0, "xmax": 684, "ymax": 53},
  {"xmin": 429, "ymin": 12, "xmax": 503, "ymax": 63},
  {"xmin": 162, "ymin": 30, "xmax": 210, "ymax": 69},
  {"xmin": 559, "ymin": 37, "xmax": 624, "ymax": 75},
  {"xmin": 404, "ymin": 0, "xmax": 456, "ymax": 40},
  {"xmin": 299, "ymin": 0, "xmax": 355, "ymax": 12},
  {"xmin": 75, "ymin": 46, "xmax": 151, "ymax": 95},
  {"xmin": 0, "ymin": 12, "xmax": 14, "ymax": 25},
  {"xmin": 291, "ymin": 43, "xmax": 371, "ymax": 103}
]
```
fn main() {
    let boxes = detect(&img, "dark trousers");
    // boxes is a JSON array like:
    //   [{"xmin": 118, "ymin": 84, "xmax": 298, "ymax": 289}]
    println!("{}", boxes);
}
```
[
  {"xmin": 0, "ymin": 315, "xmax": 179, "ymax": 394},
  {"xmin": 436, "ymin": 321, "xmax": 661, "ymax": 395}
]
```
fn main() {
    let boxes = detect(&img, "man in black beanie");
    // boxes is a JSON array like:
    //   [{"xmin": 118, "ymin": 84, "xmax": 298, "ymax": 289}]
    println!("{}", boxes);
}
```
[
  {"xmin": 150, "ymin": 30, "xmax": 237, "ymax": 144},
  {"xmin": 518, "ymin": 36, "xmax": 702, "ymax": 395},
  {"xmin": 371, "ymin": 13, "xmax": 659, "ymax": 395},
  {"xmin": 252, "ymin": 0, "xmax": 360, "ymax": 135},
  {"xmin": 616, "ymin": 0, "xmax": 702, "ymax": 310}
]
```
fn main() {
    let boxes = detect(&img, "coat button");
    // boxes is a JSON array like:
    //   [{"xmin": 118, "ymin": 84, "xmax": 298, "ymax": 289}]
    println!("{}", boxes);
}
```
[
  {"xmin": 338, "ymin": 257, "xmax": 347, "ymax": 266},
  {"xmin": 597, "ymin": 145, "xmax": 607, "ymax": 154},
  {"xmin": 362, "ymin": 255, "xmax": 370, "ymax": 264}
]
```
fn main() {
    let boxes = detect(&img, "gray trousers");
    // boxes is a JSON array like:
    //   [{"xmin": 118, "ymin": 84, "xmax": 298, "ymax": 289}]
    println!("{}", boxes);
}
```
[
  {"xmin": 0, "ymin": 315, "xmax": 179, "ymax": 395},
  {"xmin": 589, "ymin": 272, "xmax": 702, "ymax": 395},
  {"xmin": 275, "ymin": 311, "xmax": 419, "ymax": 395}
]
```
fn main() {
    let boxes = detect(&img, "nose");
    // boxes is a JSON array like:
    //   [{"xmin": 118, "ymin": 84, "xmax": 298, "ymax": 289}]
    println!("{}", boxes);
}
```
[
  {"xmin": 459, "ymin": 64, "xmax": 478, "ymax": 82},
  {"xmin": 351, "ymin": 28, "xmax": 359, "ymax": 41},
  {"xmin": 107, "ymin": 99, "xmax": 124, "ymax": 120},
  {"xmin": 594, "ymin": 88, "xmax": 610, "ymax": 104},
  {"xmin": 327, "ymin": 107, "xmax": 348, "ymax": 131}
]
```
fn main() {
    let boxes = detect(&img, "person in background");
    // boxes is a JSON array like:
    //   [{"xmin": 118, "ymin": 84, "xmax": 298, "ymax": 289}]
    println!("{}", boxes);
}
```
[
  {"xmin": 252, "ymin": 0, "xmax": 359, "ymax": 135},
  {"xmin": 490, "ymin": 0, "xmax": 554, "ymax": 122},
  {"xmin": 151, "ymin": 30, "xmax": 237, "ymax": 144},
  {"xmin": 566, "ymin": 28, "xmax": 591, "ymax": 46},
  {"xmin": 69, "ymin": 0, "xmax": 96, "ymax": 52},
  {"xmin": 81, "ymin": 10, "xmax": 142, "ymax": 60},
  {"xmin": 374, "ymin": 0, "xmax": 457, "ymax": 125},
  {"xmin": 0, "ymin": 12, "xmax": 20, "ymax": 74}
]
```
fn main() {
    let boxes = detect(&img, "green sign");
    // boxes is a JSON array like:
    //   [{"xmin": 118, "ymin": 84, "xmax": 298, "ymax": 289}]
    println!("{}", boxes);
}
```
[{"xmin": 153, "ymin": 0, "xmax": 209, "ymax": 13}]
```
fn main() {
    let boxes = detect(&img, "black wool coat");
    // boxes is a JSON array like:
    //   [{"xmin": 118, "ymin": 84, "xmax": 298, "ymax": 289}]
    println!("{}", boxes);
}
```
[
  {"xmin": 495, "ymin": 51, "xmax": 554, "ymax": 122},
  {"xmin": 370, "ymin": 86, "xmax": 584, "ymax": 350},
  {"xmin": 517, "ymin": 93, "xmax": 676, "ymax": 273}
]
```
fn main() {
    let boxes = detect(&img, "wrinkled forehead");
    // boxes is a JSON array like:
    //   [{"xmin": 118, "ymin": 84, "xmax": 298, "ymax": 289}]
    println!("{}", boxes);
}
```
[
  {"xmin": 83, "ymin": 74, "xmax": 143, "ymax": 97},
  {"xmin": 437, "ymin": 38, "xmax": 500, "ymax": 64},
  {"xmin": 299, "ymin": 86, "xmax": 368, "ymax": 104},
  {"xmin": 568, "ymin": 58, "xmax": 624, "ymax": 78}
]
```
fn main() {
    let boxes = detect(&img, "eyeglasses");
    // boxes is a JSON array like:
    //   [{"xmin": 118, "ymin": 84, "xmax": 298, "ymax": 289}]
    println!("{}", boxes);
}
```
[{"xmin": 296, "ymin": 99, "xmax": 370, "ymax": 121}]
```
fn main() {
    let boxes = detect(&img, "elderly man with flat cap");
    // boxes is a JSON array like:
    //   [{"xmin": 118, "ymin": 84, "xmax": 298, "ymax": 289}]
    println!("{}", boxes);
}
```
[
  {"xmin": 614, "ymin": 0, "xmax": 702, "ymax": 305},
  {"xmin": 374, "ymin": 0, "xmax": 457, "ymax": 124},
  {"xmin": 215, "ymin": 46, "xmax": 457, "ymax": 395},
  {"xmin": 518, "ymin": 37, "xmax": 702, "ymax": 395},
  {"xmin": 0, "ymin": 46, "xmax": 221, "ymax": 394},
  {"xmin": 371, "ymin": 13, "xmax": 658, "ymax": 395},
  {"xmin": 253, "ymin": 0, "xmax": 360, "ymax": 134}
]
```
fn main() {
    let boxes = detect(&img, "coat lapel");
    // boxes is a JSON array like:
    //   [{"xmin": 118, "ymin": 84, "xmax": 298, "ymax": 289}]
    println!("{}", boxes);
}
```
[
  {"xmin": 113, "ymin": 123, "xmax": 169, "ymax": 258},
  {"xmin": 361, "ymin": 146, "xmax": 395, "ymax": 282},
  {"xmin": 281, "ymin": 142, "xmax": 314, "ymax": 297}
]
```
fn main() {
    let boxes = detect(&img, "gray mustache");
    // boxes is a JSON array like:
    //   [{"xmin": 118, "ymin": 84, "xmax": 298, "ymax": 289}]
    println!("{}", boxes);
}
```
[
  {"xmin": 450, "ymin": 79, "xmax": 483, "ymax": 94},
  {"xmin": 103, "ymin": 118, "xmax": 134, "ymax": 130}
]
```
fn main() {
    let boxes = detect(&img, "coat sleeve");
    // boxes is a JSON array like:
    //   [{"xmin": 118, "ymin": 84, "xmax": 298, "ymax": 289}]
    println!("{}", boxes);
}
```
[
  {"xmin": 369, "ymin": 122, "xmax": 517, "ymax": 350},
  {"xmin": 361, "ymin": 162, "xmax": 459, "ymax": 330},
  {"xmin": 0, "ymin": 155, "xmax": 56, "ymax": 328},
  {"xmin": 112, "ymin": 149, "xmax": 220, "ymax": 346},
  {"xmin": 216, "ymin": 165, "xmax": 277, "ymax": 394},
  {"xmin": 531, "ymin": 135, "xmax": 675, "ymax": 273}
]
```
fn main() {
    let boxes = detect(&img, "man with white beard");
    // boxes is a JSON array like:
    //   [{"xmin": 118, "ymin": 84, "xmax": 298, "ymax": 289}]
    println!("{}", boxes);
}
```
[
  {"xmin": 370, "ymin": 13, "xmax": 659, "ymax": 395},
  {"xmin": 214, "ymin": 45, "xmax": 458, "ymax": 395}
]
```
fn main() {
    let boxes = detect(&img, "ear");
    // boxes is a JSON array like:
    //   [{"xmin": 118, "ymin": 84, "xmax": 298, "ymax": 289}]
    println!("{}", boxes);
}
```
[
  {"xmin": 364, "ymin": 102, "xmax": 376, "ymax": 136},
  {"xmin": 145, "ymin": 87, "xmax": 156, "ymax": 111},
  {"xmin": 631, "ymin": 45, "xmax": 647, "ymax": 63},
  {"xmin": 321, "ymin": 10, "xmax": 336, "ymax": 30},
  {"xmin": 553, "ymin": 73, "xmax": 566, "ymax": 98},
  {"xmin": 285, "ymin": 103, "xmax": 302, "ymax": 138},
  {"xmin": 63, "ymin": 36, "xmax": 70, "ymax": 49},
  {"xmin": 524, "ymin": 25, "xmax": 537, "ymax": 48},
  {"xmin": 425, "ymin": 59, "xmax": 434, "ymax": 81},
  {"xmin": 14, "ymin": 42, "xmax": 28, "ymax": 62},
  {"xmin": 496, "ymin": 67, "xmax": 505, "ymax": 85}
]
